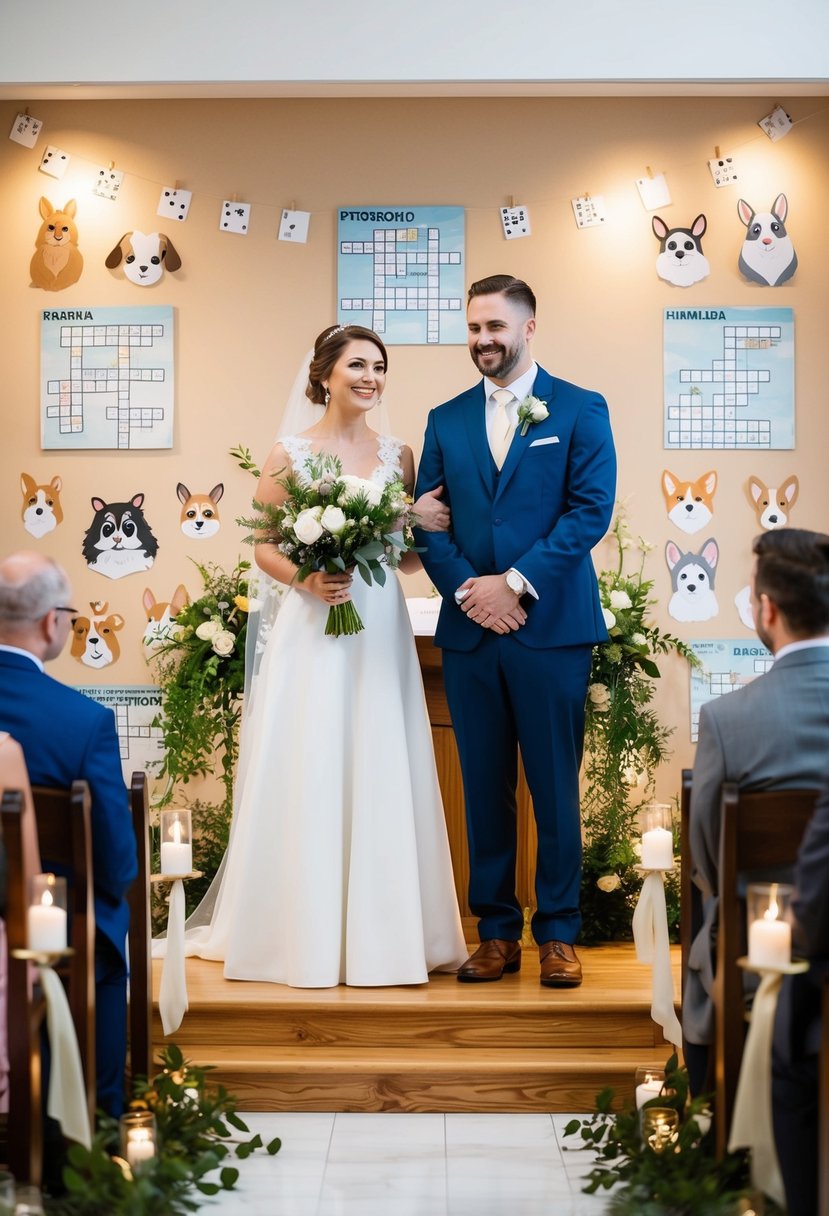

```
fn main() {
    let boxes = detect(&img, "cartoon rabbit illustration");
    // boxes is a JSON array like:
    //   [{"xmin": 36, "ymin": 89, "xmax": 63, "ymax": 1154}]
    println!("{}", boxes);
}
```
[
  {"xmin": 30, "ymin": 197, "xmax": 84, "ymax": 291},
  {"xmin": 737, "ymin": 194, "xmax": 798, "ymax": 286}
]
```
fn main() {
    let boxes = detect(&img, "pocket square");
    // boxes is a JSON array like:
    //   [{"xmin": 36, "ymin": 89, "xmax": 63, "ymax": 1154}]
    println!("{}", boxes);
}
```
[{"xmin": 529, "ymin": 436, "xmax": 560, "ymax": 447}]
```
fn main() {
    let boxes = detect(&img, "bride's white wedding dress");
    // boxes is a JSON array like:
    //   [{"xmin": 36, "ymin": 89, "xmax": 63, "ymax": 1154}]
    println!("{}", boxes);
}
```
[{"xmin": 177, "ymin": 434, "xmax": 467, "ymax": 987}]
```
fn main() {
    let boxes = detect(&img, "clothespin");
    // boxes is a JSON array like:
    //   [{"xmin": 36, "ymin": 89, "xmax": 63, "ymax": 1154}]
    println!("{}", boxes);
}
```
[
  {"xmin": 714, "ymin": 146, "xmax": 721, "ymax": 159},
  {"xmin": 507, "ymin": 195, "xmax": 515, "ymax": 209},
  {"xmin": 645, "ymin": 166, "xmax": 654, "ymax": 180}
]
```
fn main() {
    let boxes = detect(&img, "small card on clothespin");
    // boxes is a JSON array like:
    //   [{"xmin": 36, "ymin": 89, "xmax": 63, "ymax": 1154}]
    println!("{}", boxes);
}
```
[
  {"xmin": 157, "ymin": 186, "xmax": 193, "ymax": 222},
  {"xmin": 220, "ymin": 199, "xmax": 251, "ymax": 235},
  {"xmin": 571, "ymin": 194, "xmax": 607, "ymax": 228},
  {"xmin": 9, "ymin": 112, "xmax": 43, "ymax": 148},
  {"xmin": 39, "ymin": 145, "xmax": 71, "ymax": 179},
  {"xmin": 278, "ymin": 208, "xmax": 311, "ymax": 243},
  {"xmin": 758, "ymin": 104, "xmax": 793, "ymax": 141},
  {"xmin": 708, "ymin": 152, "xmax": 739, "ymax": 188},
  {"xmin": 500, "ymin": 204, "xmax": 531, "ymax": 240},
  {"xmin": 636, "ymin": 171, "xmax": 672, "ymax": 210},
  {"xmin": 93, "ymin": 164, "xmax": 125, "ymax": 201}
]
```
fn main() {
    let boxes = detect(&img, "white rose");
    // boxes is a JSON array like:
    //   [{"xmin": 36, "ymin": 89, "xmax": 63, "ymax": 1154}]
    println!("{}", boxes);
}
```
[
  {"xmin": 195, "ymin": 620, "xmax": 220, "ymax": 641},
  {"xmin": 631, "ymin": 632, "xmax": 647, "ymax": 647},
  {"xmin": 212, "ymin": 631, "xmax": 235, "ymax": 656},
  {"xmin": 293, "ymin": 507, "xmax": 324, "ymax": 544},
  {"xmin": 320, "ymin": 505, "xmax": 347, "ymax": 536},
  {"xmin": 609, "ymin": 590, "xmax": 633, "ymax": 610},
  {"xmin": 602, "ymin": 607, "xmax": 616, "ymax": 629},
  {"xmin": 596, "ymin": 874, "xmax": 621, "ymax": 893},
  {"xmin": 529, "ymin": 400, "xmax": 549, "ymax": 422},
  {"xmin": 339, "ymin": 475, "xmax": 383, "ymax": 507},
  {"xmin": 588, "ymin": 682, "xmax": 611, "ymax": 711}
]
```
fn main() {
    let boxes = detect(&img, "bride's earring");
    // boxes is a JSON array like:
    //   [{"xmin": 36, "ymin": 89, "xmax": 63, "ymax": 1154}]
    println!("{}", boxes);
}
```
[{"xmin": 324, "ymin": 386, "xmax": 330, "ymax": 406}]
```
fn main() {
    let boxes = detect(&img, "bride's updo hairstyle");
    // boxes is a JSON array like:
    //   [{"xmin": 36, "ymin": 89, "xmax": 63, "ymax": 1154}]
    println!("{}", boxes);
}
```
[{"xmin": 306, "ymin": 324, "xmax": 389, "ymax": 405}]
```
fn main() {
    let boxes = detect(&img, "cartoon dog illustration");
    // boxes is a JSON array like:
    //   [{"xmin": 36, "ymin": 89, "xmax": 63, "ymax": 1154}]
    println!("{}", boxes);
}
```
[
  {"xmin": 142, "ymin": 584, "xmax": 190, "ymax": 647},
  {"xmin": 652, "ymin": 214, "xmax": 710, "ymax": 287},
  {"xmin": 82, "ymin": 493, "xmax": 159, "ymax": 579},
  {"xmin": 20, "ymin": 472, "xmax": 63, "ymax": 538},
  {"xmin": 105, "ymin": 231, "xmax": 182, "ymax": 286},
  {"xmin": 746, "ymin": 474, "xmax": 799, "ymax": 530},
  {"xmin": 30, "ymin": 197, "xmax": 84, "ymax": 292},
  {"xmin": 177, "ymin": 483, "xmax": 223, "ymax": 539},
  {"xmin": 666, "ymin": 538, "xmax": 719, "ymax": 622},
  {"xmin": 737, "ymin": 194, "xmax": 798, "ymax": 286},
  {"xmin": 661, "ymin": 469, "xmax": 717, "ymax": 535},
  {"xmin": 69, "ymin": 601, "xmax": 125, "ymax": 669}
]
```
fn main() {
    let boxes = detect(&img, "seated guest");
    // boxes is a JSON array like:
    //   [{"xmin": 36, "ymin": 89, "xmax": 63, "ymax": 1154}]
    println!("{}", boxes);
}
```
[
  {"xmin": 684, "ymin": 528, "xmax": 829, "ymax": 1095},
  {"xmin": 0, "ymin": 551, "xmax": 137, "ymax": 1117},
  {"xmin": 772, "ymin": 776, "xmax": 829, "ymax": 1216}
]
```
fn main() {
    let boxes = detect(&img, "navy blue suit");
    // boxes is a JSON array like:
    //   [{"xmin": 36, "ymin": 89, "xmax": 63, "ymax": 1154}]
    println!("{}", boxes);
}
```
[
  {"xmin": 415, "ymin": 366, "xmax": 616, "ymax": 943},
  {"xmin": 0, "ymin": 648, "xmax": 137, "ymax": 1115}
]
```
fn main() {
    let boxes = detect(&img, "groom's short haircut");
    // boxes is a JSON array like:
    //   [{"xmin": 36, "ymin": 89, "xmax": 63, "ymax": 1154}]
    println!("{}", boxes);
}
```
[
  {"xmin": 467, "ymin": 275, "xmax": 536, "ymax": 317},
  {"xmin": 752, "ymin": 527, "xmax": 829, "ymax": 637}
]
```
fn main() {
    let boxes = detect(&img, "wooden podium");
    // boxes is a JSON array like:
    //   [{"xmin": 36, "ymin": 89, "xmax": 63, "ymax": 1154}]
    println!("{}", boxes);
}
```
[{"xmin": 414, "ymin": 635, "xmax": 538, "ymax": 923}]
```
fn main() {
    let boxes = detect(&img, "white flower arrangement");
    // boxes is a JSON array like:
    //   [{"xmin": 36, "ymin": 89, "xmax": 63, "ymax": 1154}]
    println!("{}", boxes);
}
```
[{"xmin": 517, "ymin": 394, "xmax": 550, "ymax": 436}]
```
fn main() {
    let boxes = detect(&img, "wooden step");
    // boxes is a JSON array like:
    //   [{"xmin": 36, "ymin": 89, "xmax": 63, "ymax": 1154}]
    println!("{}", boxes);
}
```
[{"xmin": 151, "ymin": 943, "xmax": 680, "ymax": 1112}]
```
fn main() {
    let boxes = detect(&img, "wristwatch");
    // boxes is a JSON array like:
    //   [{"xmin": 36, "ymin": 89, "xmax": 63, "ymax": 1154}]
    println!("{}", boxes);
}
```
[{"xmin": 505, "ymin": 569, "xmax": 525, "ymax": 597}]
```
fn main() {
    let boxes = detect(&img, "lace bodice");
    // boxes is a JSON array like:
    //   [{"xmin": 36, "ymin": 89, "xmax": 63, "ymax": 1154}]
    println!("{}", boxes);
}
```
[{"xmin": 280, "ymin": 434, "xmax": 405, "ymax": 486}]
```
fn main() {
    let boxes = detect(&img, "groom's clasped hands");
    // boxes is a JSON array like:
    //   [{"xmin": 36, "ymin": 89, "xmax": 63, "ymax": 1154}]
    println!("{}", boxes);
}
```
[{"xmin": 456, "ymin": 575, "xmax": 527, "ymax": 635}]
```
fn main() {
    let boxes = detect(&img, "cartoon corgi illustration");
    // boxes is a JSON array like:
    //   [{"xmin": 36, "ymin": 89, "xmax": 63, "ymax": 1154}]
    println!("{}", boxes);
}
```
[
  {"xmin": 82, "ymin": 493, "xmax": 159, "ymax": 579},
  {"xmin": 30, "ymin": 197, "xmax": 83, "ymax": 291},
  {"xmin": 69, "ymin": 601, "xmax": 125, "ymax": 669},
  {"xmin": 746, "ymin": 474, "xmax": 799, "ymax": 530},
  {"xmin": 652, "ymin": 214, "xmax": 710, "ymax": 287},
  {"xmin": 661, "ymin": 469, "xmax": 717, "ymax": 535},
  {"xmin": 20, "ymin": 472, "xmax": 63, "ymax": 538},
  {"xmin": 142, "ymin": 584, "xmax": 190, "ymax": 647},
  {"xmin": 177, "ymin": 483, "xmax": 223, "ymax": 539},
  {"xmin": 666, "ymin": 538, "xmax": 720, "ymax": 622},
  {"xmin": 105, "ymin": 231, "xmax": 182, "ymax": 286},
  {"xmin": 737, "ymin": 194, "xmax": 798, "ymax": 286}
]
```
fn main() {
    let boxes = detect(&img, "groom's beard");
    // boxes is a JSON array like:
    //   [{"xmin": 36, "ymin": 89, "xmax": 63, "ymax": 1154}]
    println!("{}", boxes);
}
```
[{"xmin": 470, "ymin": 340, "xmax": 524, "ymax": 381}]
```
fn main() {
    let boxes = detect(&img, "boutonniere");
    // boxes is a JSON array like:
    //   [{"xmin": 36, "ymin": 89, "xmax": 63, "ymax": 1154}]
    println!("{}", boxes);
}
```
[{"xmin": 517, "ymin": 395, "xmax": 550, "ymax": 436}]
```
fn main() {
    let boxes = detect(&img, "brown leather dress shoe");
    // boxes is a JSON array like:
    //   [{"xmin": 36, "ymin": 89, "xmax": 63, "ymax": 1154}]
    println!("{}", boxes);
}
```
[
  {"xmin": 538, "ymin": 940, "xmax": 583, "ymax": 987},
  {"xmin": 457, "ymin": 939, "xmax": 521, "ymax": 983}
]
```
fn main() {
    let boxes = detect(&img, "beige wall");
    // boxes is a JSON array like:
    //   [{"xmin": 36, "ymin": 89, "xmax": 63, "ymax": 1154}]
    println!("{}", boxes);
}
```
[{"xmin": 2, "ymin": 94, "xmax": 828, "ymax": 800}]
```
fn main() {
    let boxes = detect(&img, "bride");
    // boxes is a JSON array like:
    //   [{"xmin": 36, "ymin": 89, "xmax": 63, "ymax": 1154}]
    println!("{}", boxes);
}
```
[{"xmin": 180, "ymin": 324, "xmax": 467, "ymax": 987}]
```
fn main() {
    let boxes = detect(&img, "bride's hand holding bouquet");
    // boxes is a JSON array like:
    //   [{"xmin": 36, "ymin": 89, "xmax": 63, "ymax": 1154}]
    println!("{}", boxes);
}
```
[{"xmin": 241, "ymin": 451, "xmax": 417, "ymax": 636}]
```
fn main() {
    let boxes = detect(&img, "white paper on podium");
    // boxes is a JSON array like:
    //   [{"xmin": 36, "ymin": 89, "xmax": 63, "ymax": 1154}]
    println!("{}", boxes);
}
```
[{"xmin": 406, "ymin": 597, "xmax": 441, "ymax": 636}]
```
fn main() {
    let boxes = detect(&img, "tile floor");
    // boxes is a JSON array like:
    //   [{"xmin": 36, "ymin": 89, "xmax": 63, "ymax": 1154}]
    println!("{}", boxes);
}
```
[{"xmin": 203, "ymin": 1111, "xmax": 611, "ymax": 1215}]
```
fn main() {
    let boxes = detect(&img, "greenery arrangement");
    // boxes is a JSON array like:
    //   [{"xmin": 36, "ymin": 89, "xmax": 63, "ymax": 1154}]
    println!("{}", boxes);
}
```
[
  {"xmin": 580, "ymin": 505, "xmax": 699, "ymax": 944},
  {"xmin": 563, "ymin": 1054, "xmax": 761, "ymax": 1215},
  {"xmin": 47, "ymin": 1045, "xmax": 281, "ymax": 1215}
]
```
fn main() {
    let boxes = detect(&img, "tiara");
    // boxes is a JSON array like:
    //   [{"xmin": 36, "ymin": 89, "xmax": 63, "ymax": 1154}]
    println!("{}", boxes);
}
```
[{"xmin": 322, "ymin": 325, "xmax": 349, "ymax": 343}]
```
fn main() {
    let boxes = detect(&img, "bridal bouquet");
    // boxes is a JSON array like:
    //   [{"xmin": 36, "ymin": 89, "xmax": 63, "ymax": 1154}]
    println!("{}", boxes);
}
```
[{"xmin": 241, "ymin": 452, "xmax": 415, "ymax": 637}]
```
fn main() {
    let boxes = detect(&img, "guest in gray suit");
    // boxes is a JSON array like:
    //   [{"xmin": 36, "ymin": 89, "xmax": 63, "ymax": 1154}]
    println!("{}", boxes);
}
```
[
  {"xmin": 683, "ymin": 528, "xmax": 829, "ymax": 1094},
  {"xmin": 772, "ymin": 775, "xmax": 829, "ymax": 1216}
]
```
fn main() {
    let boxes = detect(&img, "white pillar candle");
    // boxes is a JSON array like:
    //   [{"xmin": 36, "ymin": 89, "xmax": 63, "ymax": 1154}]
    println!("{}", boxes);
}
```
[
  {"xmin": 635, "ymin": 1076, "xmax": 665, "ymax": 1109},
  {"xmin": 27, "ymin": 892, "xmax": 67, "ymax": 951},
  {"xmin": 160, "ymin": 840, "xmax": 192, "ymax": 875},
  {"xmin": 748, "ymin": 916, "xmax": 791, "ymax": 968},
  {"xmin": 640, "ymin": 827, "xmax": 673, "ymax": 869},
  {"xmin": 125, "ymin": 1128, "xmax": 155, "ymax": 1165}
]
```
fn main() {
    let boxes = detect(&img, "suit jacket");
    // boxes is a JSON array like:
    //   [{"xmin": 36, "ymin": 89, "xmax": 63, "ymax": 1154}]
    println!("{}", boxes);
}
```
[
  {"xmin": 414, "ymin": 365, "xmax": 616, "ymax": 651},
  {"xmin": 685, "ymin": 646, "xmax": 829, "ymax": 1044},
  {"xmin": 775, "ymin": 777, "xmax": 829, "ymax": 1063},
  {"xmin": 0, "ymin": 648, "xmax": 137, "ymax": 963}
]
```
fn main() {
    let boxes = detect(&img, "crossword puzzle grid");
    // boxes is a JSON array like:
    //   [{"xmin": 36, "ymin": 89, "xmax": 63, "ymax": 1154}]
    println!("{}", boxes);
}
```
[
  {"xmin": 113, "ymin": 702, "xmax": 164, "ymax": 762},
  {"xmin": 46, "ymin": 324, "xmax": 166, "ymax": 449},
  {"xmin": 340, "ymin": 227, "xmax": 462, "ymax": 343},
  {"xmin": 667, "ymin": 324, "xmax": 781, "ymax": 449},
  {"xmin": 691, "ymin": 655, "xmax": 774, "ymax": 738}
]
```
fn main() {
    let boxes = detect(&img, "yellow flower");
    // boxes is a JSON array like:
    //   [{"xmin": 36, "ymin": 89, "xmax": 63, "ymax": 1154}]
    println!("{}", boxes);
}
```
[
  {"xmin": 597, "ymin": 874, "xmax": 622, "ymax": 893},
  {"xmin": 234, "ymin": 595, "xmax": 250, "ymax": 612}
]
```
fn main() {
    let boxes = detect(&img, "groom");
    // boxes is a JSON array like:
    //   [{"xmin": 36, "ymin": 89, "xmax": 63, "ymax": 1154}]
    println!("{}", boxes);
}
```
[{"xmin": 415, "ymin": 274, "xmax": 616, "ymax": 986}]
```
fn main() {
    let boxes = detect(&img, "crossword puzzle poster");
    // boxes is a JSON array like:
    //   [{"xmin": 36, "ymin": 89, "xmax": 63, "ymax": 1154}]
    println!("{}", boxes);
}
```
[
  {"xmin": 337, "ymin": 206, "xmax": 465, "ymax": 344},
  {"xmin": 40, "ymin": 306, "xmax": 174, "ymax": 450},
  {"xmin": 75, "ymin": 684, "xmax": 165, "ymax": 782},
  {"xmin": 688, "ymin": 639, "xmax": 772, "ymax": 742},
  {"xmin": 663, "ymin": 307, "xmax": 794, "ymax": 451}
]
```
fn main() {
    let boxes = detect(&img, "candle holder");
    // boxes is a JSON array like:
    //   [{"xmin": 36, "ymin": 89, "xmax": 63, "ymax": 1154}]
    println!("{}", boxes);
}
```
[
  {"xmin": 28, "ymin": 873, "xmax": 67, "ymax": 952},
  {"xmin": 746, "ymin": 882, "xmax": 793, "ymax": 969},
  {"xmin": 634, "ymin": 1065, "xmax": 667, "ymax": 1110},
  {"xmin": 641, "ymin": 1105, "xmax": 679, "ymax": 1153},
  {"xmin": 638, "ymin": 802, "xmax": 674, "ymax": 870},
  {"xmin": 119, "ymin": 1109, "xmax": 157, "ymax": 1168},
  {"xmin": 160, "ymin": 808, "xmax": 193, "ymax": 876}
]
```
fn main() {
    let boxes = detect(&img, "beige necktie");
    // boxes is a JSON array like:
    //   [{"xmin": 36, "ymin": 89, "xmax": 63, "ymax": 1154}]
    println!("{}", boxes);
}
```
[{"xmin": 490, "ymin": 389, "xmax": 515, "ymax": 469}]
